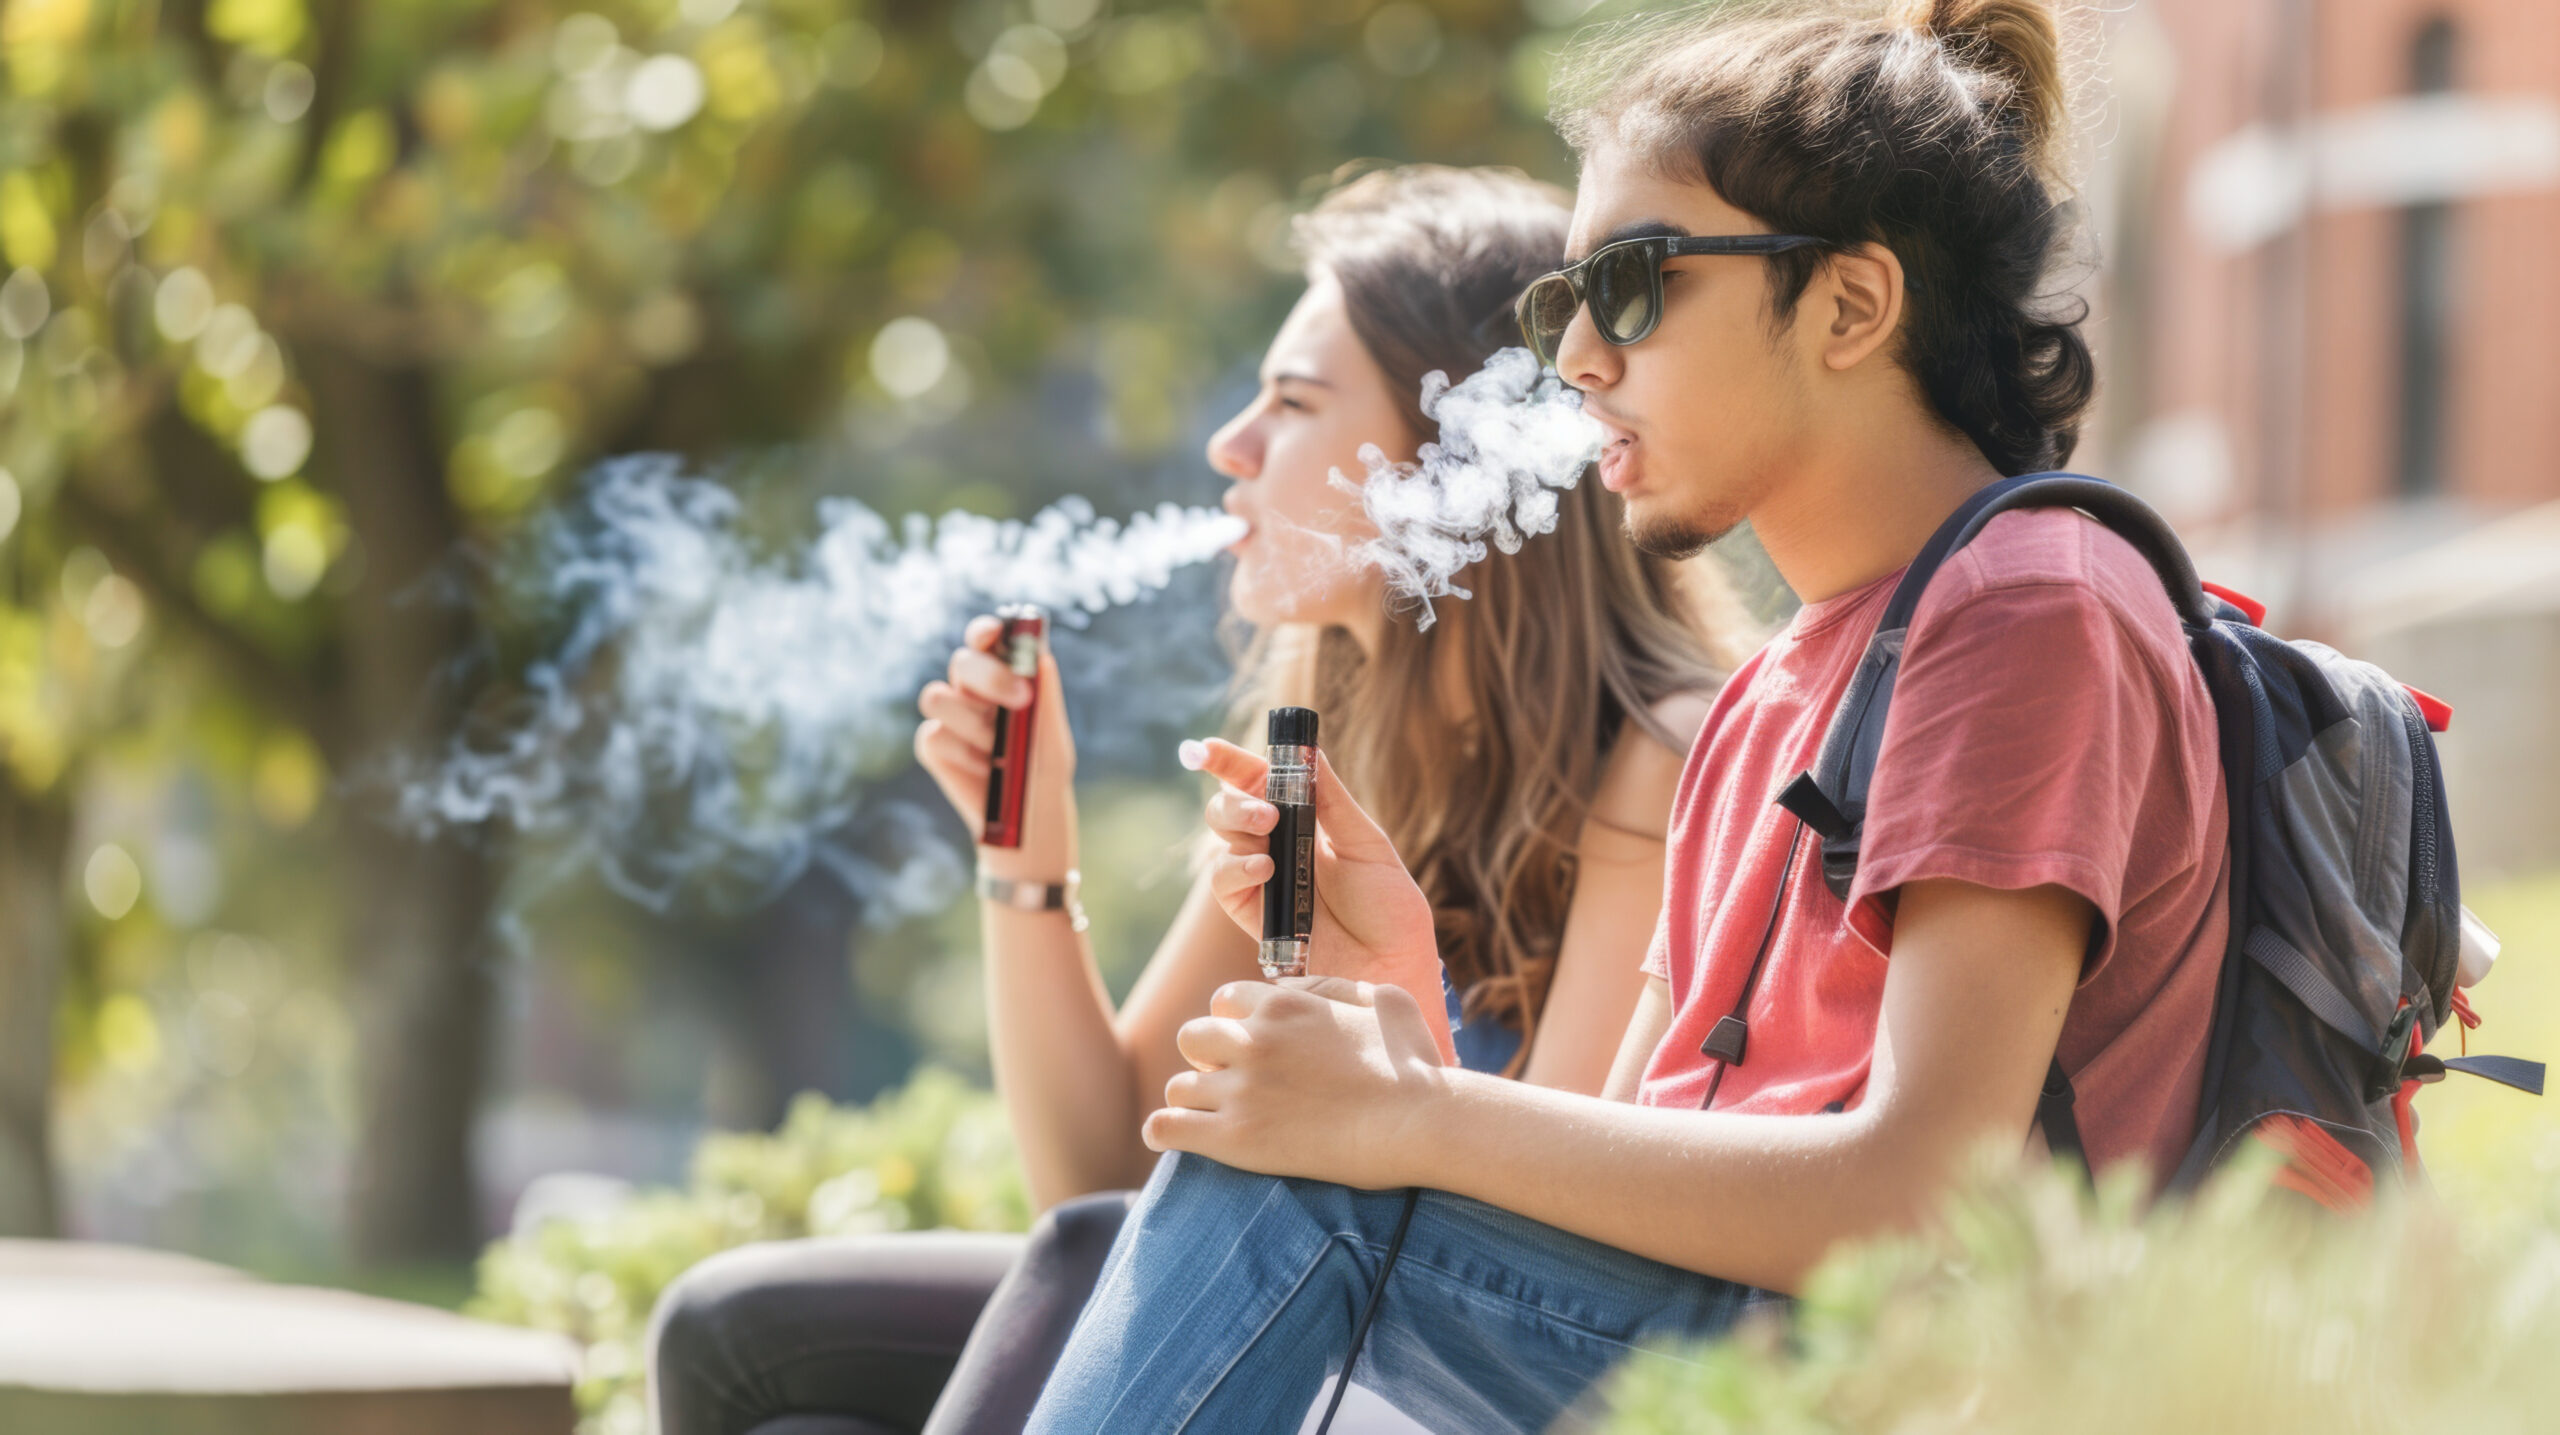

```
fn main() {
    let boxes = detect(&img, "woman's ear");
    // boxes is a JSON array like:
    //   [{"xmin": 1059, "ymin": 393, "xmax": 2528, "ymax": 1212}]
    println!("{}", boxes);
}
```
[{"xmin": 1816, "ymin": 242, "xmax": 1906, "ymax": 373}]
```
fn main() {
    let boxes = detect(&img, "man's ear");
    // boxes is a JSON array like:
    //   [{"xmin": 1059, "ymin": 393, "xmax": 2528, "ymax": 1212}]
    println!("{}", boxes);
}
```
[{"xmin": 1815, "ymin": 242, "xmax": 1907, "ymax": 372}]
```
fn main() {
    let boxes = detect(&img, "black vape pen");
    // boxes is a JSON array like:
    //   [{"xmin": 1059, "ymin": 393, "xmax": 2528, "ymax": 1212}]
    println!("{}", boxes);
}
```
[{"xmin": 1259, "ymin": 707, "xmax": 1319, "ymax": 978}]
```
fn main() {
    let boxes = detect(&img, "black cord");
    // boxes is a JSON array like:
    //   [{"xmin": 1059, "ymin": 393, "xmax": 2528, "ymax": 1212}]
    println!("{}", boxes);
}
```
[
  {"xmin": 1313, "ymin": 1186, "xmax": 1421, "ymax": 1435},
  {"xmin": 1701, "ymin": 821, "xmax": 1807, "ymax": 1111}
]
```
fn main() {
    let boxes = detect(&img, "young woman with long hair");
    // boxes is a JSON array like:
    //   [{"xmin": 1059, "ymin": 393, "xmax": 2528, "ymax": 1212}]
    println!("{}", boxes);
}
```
[{"xmin": 649, "ymin": 163, "xmax": 1755, "ymax": 1435}]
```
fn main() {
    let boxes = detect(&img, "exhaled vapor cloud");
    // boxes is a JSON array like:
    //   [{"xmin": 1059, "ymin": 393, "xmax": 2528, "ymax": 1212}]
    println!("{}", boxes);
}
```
[
  {"xmin": 1338, "ymin": 347, "xmax": 1603, "ymax": 629},
  {"xmin": 395, "ymin": 454, "xmax": 1242, "ymax": 916},
  {"xmin": 397, "ymin": 350, "xmax": 1590, "ymax": 917}
]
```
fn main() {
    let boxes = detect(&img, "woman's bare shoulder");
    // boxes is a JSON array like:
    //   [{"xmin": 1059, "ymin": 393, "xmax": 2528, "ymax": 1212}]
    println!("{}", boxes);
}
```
[
  {"xmin": 1587, "ymin": 685, "xmax": 1718, "ymax": 845},
  {"xmin": 1645, "ymin": 684, "xmax": 1721, "ymax": 753}
]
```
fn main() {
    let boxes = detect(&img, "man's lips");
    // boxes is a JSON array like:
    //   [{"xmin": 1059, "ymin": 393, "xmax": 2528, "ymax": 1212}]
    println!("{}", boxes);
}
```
[{"xmin": 1598, "ymin": 439, "xmax": 1637, "ymax": 493}]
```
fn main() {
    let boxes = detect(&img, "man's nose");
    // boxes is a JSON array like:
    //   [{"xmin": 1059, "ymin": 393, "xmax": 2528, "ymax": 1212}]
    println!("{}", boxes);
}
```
[{"xmin": 1555, "ymin": 301, "xmax": 1617, "ymax": 394}]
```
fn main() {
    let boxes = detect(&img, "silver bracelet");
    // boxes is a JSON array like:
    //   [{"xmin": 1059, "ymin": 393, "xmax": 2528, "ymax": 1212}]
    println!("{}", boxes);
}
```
[{"xmin": 976, "ymin": 867, "xmax": 1089, "ymax": 933}]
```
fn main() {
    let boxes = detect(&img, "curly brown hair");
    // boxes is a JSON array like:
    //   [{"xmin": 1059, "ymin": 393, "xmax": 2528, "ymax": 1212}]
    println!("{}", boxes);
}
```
[{"xmin": 1553, "ymin": 0, "xmax": 2095, "ymax": 477}]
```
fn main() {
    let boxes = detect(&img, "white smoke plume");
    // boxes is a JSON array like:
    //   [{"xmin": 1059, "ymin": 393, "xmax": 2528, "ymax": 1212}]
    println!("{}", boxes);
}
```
[
  {"xmin": 1336, "ymin": 346, "xmax": 1603, "ymax": 628},
  {"xmin": 397, "ymin": 454, "xmax": 1243, "ymax": 916}
]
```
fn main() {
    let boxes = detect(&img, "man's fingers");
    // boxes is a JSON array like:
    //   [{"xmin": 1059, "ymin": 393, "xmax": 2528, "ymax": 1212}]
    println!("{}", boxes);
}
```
[
  {"xmin": 1190, "ymin": 737, "xmax": 1269, "ymax": 795},
  {"xmin": 1283, "ymin": 975, "xmax": 1377, "ymax": 1008},
  {"xmin": 1174, "ymin": 1016, "xmax": 1251, "ymax": 1072},
  {"xmin": 1162, "ymin": 1065, "xmax": 1241, "ymax": 1112},
  {"xmin": 1207, "ymin": 980, "xmax": 1290, "ymax": 1021},
  {"xmin": 1141, "ymin": 1105, "xmax": 1221, "ymax": 1156}
]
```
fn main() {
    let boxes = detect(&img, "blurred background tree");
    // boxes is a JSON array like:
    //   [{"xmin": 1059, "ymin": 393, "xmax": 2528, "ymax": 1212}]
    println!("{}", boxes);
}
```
[{"xmin": 0, "ymin": 0, "xmax": 1594, "ymax": 1269}]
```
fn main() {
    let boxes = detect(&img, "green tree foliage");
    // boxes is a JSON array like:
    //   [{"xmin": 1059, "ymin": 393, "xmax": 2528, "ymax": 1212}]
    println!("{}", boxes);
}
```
[{"xmin": 1, "ymin": 0, "xmax": 1592, "ymax": 1262}]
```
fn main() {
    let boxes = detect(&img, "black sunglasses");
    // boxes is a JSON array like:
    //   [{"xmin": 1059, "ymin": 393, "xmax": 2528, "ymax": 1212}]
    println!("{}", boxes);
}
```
[{"xmin": 1515, "ymin": 233, "xmax": 1825, "ymax": 368}]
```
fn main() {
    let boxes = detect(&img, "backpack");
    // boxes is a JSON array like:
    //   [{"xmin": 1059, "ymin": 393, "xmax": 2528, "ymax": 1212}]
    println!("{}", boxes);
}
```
[{"xmin": 1763, "ymin": 472, "xmax": 2543, "ymax": 1202}]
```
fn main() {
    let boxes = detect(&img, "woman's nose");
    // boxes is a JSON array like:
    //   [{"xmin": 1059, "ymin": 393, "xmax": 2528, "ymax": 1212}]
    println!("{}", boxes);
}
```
[{"xmin": 1206, "ymin": 411, "xmax": 1262, "ymax": 481}]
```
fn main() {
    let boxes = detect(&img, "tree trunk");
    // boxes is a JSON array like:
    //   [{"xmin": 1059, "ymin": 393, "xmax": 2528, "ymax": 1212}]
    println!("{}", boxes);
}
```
[
  {"xmin": 0, "ymin": 783, "xmax": 68, "ymax": 1237},
  {"xmin": 303, "ymin": 344, "xmax": 500, "ymax": 1267}
]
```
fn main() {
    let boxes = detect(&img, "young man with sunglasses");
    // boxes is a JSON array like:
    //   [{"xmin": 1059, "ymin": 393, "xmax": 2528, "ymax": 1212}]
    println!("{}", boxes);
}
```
[{"xmin": 1025, "ymin": 4, "xmax": 2229, "ymax": 1432}]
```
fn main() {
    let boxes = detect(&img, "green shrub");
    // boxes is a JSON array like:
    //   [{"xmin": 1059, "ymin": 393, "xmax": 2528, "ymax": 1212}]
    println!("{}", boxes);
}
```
[
  {"xmin": 470, "ymin": 1068, "xmax": 1029, "ymax": 1433},
  {"xmin": 1600, "ymin": 1144, "xmax": 2560, "ymax": 1434}
]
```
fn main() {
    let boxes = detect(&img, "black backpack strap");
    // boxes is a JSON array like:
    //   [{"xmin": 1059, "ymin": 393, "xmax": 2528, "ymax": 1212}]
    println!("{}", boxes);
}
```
[{"xmin": 1786, "ymin": 474, "xmax": 2217, "ymax": 902}]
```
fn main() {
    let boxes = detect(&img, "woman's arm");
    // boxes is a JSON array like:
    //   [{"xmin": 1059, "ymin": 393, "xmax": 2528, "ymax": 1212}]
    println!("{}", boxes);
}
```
[
  {"xmin": 980, "ymin": 866, "xmax": 1259, "ymax": 1210},
  {"xmin": 917, "ymin": 618, "xmax": 1260, "ymax": 1210},
  {"xmin": 1517, "ymin": 715, "xmax": 1695, "ymax": 1094}
]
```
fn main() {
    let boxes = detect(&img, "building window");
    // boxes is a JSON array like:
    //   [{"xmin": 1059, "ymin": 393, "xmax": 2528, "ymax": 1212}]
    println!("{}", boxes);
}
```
[{"xmin": 2395, "ymin": 18, "xmax": 2458, "ymax": 497}]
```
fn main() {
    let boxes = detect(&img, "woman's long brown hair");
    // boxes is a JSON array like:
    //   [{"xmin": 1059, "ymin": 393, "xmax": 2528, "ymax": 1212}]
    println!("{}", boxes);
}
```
[{"xmin": 1227, "ymin": 165, "xmax": 1756, "ymax": 1071}]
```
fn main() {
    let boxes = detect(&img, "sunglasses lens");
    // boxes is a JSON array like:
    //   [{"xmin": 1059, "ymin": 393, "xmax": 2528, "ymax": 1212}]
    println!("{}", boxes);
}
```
[
  {"xmin": 1519, "ymin": 275, "xmax": 1578, "ymax": 365},
  {"xmin": 1589, "ymin": 245, "xmax": 1657, "ymax": 344}
]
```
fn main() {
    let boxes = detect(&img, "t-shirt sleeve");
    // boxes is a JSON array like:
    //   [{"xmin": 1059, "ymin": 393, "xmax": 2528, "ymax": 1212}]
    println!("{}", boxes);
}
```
[
  {"xmin": 1640, "ymin": 898, "xmax": 1674, "ymax": 980},
  {"xmin": 1844, "ymin": 574, "xmax": 2184, "ymax": 979}
]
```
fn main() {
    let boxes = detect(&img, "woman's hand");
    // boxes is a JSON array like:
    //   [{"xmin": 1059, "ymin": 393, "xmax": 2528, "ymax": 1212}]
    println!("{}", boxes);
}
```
[
  {"xmin": 914, "ymin": 616, "xmax": 1079, "ymax": 881},
  {"xmin": 1145, "ymin": 976, "xmax": 1455, "ymax": 1190},
  {"xmin": 1188, "ymin": 737, "xmax": 1452, "ymax": 1060}
]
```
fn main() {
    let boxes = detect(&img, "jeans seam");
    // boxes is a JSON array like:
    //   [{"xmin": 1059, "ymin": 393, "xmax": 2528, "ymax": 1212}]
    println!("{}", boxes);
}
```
[
  {"xmin": 1169, "ymin": 1228, "xmax": 1366, "ymax": 1435},
  {"xmin": 1384, "ymin": 1246, "xmax": 1728, "ymax": 1353}
]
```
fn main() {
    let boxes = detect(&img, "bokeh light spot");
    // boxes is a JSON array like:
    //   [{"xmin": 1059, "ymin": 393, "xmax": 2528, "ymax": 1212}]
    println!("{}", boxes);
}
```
[{"xmin": 85, "ymin": 842, "xmax": 144, "ymax": 920}]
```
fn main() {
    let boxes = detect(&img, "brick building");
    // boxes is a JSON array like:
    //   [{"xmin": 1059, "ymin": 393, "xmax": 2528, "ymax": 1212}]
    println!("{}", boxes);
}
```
[{"xmin": 2094, "ymin": 0, "xmax": 2560, "ymax": 870}]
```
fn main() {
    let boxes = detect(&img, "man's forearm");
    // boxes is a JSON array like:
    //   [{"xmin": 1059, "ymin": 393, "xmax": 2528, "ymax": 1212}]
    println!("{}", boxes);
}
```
[{"xmin": 1405, "ymin": 1070, "xmax": 1950, "ymax": 1294}]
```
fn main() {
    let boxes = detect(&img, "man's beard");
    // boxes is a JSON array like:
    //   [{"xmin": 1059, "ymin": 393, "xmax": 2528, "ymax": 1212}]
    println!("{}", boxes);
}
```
[{"xmin": 1625, "ymin": 503, "xmax": 1742, "ymax": 560}]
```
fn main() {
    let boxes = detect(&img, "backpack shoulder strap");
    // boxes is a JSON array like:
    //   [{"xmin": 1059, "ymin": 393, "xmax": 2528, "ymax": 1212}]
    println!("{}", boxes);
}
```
[{"xmin": 1776, "ymin": 473, "xmax": 2217, "ymax": 895}]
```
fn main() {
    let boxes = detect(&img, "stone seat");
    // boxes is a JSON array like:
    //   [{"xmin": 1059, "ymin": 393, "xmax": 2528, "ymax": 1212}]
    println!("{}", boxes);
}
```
[{"xmin": 0, "ymin": 1238, "xmax": 579, "ymax": 1435}]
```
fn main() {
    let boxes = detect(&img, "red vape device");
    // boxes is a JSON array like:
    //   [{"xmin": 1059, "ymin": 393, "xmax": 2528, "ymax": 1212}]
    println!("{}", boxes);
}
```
[{"xmin": 979, "ymin": 604, "xmax": 1047, "ymax": 848}]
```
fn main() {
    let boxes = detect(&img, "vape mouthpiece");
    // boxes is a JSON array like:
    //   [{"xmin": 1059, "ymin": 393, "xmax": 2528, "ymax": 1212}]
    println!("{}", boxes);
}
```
[
  {"xmin": 1266, "ymin": 706, "xmax": 1319, "ymax": 748},
  {"xmin": 1259, "ymin": 706, "xmax": 1319, "ymax": 979}
]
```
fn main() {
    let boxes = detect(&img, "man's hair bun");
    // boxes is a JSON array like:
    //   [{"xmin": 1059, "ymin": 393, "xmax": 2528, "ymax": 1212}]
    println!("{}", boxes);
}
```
[{"xmin": 1894, "ymin": 0, "xmax": 2066, "ymax": 170}]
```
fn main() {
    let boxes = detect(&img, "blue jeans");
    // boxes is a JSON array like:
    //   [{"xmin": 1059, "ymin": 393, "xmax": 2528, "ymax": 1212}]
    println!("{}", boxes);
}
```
[{"xmin": 1026, "ymin": 1154, "xmax": 1780, "ymax": 1434}]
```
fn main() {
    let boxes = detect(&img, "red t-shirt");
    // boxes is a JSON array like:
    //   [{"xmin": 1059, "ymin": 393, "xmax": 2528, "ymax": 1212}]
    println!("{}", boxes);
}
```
[{"xmin": 1638, "ymin": 508, "xmax": 2230, "ymax": 1183}]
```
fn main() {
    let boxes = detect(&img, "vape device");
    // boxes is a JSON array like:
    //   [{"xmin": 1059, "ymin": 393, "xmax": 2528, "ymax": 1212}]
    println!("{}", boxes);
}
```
[
  {"xmin": 979, "ymin": 604, "xmax": 1047, "ymax": 848},
  {"xmin": 1259, "ymin": 706, "xmax": 1319, "ymax": 978}
]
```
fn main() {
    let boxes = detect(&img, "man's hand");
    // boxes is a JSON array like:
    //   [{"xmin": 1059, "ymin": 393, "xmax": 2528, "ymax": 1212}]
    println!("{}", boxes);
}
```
[
  {"xmin": 1189, "ymin": 737, "xmax": 1453, "ymax": 1061},
  {"xmin": 1144, "ymin": 977, "xmax": 1453, "ymax": 1190}
]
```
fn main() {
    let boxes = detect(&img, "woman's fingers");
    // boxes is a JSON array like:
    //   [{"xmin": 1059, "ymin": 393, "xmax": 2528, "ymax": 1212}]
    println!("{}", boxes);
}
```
[
  {"xmin": 917, "ymin": 681, "xmax": 997, "ymax": 751},
  {"xmin": 1205, "ymin": 786, "xmax": 1278, "ymax": 840},
  {"xmin": 914, "ymin": 721, "xmax": 991, "ymax": 783},
  {"xmin": 962, "ymin": 614, "xmax": 1004, "ymax": 651},
  {"xmin": 1309, "ymin": 749, "xmax": 1400, "ymax": 863},
  {"xmin": 1208, "ymin": 850, "xmax": 1274, "ymax": 914},
  {"xmin": 1188, "ymin": 736, "xmax": 1270, "ymax": 794},
  {"xmin": 949, "ymin": 644, "xmax": 1032, "ymax": 708}
]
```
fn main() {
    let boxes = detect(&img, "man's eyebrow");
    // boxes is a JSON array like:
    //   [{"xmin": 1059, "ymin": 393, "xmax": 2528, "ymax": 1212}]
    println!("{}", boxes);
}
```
[{"xmin": 1563, "ymin": 218, "xmax": 1691, "ymax": 263}]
